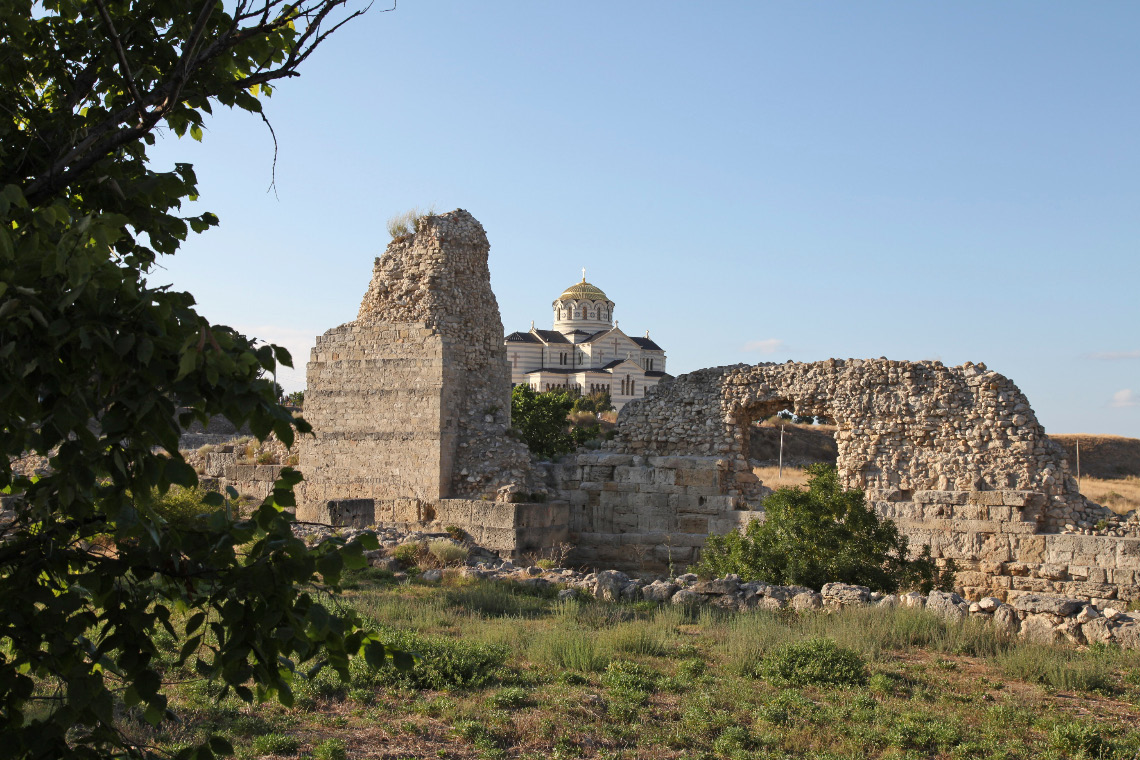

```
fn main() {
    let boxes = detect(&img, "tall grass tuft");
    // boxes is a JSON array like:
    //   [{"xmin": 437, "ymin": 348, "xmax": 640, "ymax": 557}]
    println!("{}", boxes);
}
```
[
  {"xmin": 444, "ymin": 582, "xmax": 552, "ymax": 619},
  {"xmin": 995, "ymin": 645, "xmax": 1119, "ymax": 693},
  {"xmin": 529, "ymin": 627, "xmax": 611, "ymax": 672},
  {"xmin": 386, "ymin": 206, "xmax": 436, "ymax": 240}
]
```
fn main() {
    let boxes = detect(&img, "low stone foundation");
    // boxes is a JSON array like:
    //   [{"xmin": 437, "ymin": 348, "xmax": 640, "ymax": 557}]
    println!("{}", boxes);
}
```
[
  {"xmin": 542, "ymin": 452, "xmax": 762, "ymax": 570},
  {"xmin": 539, "ymin": 452, "xmax": 1140, "ymax": 603},
  {"xmin": 308, "ymin": 496, "xmax": 569, "ymax": 560}
]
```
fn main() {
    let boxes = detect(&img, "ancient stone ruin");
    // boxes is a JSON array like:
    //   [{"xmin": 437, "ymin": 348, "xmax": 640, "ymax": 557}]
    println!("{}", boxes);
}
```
[
  {"xmin": 295, "ymin": 211, "xmax": 561, "ymax": 554},
  {"xmin": 291, "ymin": 209, "xmax": 1139, "ymax": 605},
  {"xmin": 563, "ymin": 361, "xmax": 1138, "ymax": 604}
]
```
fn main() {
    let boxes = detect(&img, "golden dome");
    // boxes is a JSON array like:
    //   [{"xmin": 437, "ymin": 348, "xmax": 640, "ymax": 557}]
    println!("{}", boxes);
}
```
[{"xmin": 558, "ymin": 279, "xmax": 608, "ymax": 302}]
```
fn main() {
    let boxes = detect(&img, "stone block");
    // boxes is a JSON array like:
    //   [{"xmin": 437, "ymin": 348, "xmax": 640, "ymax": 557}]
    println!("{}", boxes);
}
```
[{"xmin": 677, "ymin": 516, "xmax": 709, "ymax": 534}]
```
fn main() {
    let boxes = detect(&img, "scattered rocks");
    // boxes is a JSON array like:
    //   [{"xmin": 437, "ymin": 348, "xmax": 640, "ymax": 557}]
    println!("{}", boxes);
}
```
[
  {"xmin": 291, "ymin": 521, "xmax": 1138, "ymax": 651},
  {"xmin": 821, "ymin": 583, "xmax": 871, "ymax": 608},
  {"xmin": 926, "ymin": 590, "xmax": 969, "ymax": 621},
  {"xmin": 1012, "ymin": 594, "xmax": 1083, "ymax": 617}
]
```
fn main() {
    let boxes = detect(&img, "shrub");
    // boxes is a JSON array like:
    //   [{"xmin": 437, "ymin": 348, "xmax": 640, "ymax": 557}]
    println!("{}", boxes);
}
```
[
  {"xmin": 445, "ymin": 525, "xmax": 470, "ymax": 543},
  {"xmin": 428, "ymin": 539, "xmax": 469, "ymax": 566},
  {"xmin": 143, "ymin": 486, "xmax": 220, "ymax": 527},
  {"xmin": 489, "ymin": 687, "xmax": 531, "ymax": 709},
  {"xmin": 695, "ymin": 464, "xmax": 955, "ymax": 593},
  {"xmin": 712, "ymin": 725, "xmax": 754, "ymax": 755},
  {"xmin": 756, "ymin": 689, "xmax": 816, "ymax": 725},
  {"xmin": 602, "ymin": 660, "xmax": 660, "ymax": 693},
  {"xmin": 255, "ymin": 451, "xmax": 277, "ymax": 464},
  {"xmin": 1048, "ymin": 721, "xmax": 1108, "ymax": 757},
  {"xmin": 392, "ymin": 542, "xmax": 424, "ymax": 567},
  {"xmin": 759, "ymin": 638, "xmax": 868, "ymax": 687},
  {"xmin": 371, "ymin": 628, "xmax": 508, "ymax": 690},
  {"xmin": 886, "ymin": 711, "xmax": 964, "ymax": 752},
  {"xmin": 251, "ymin": 733, "xmax": 300, "ymax": 755},
  {"xmin": 313, "ymin": 738, "xmax": 348, "ymax": 760},
  {"xmin": 511, "ymin": 385, "xmax": 578, "ymax": 458}
]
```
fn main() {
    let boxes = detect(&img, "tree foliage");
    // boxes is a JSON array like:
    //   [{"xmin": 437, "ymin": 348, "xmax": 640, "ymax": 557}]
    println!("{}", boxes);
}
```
[
  {"xmin": 695, "ymin": 465, "xmax": 956, "ymax": 593},
  {"xmin": 0, "ymin": 1, "xmax": 391, "ymax": 757},
  {"xmin": 510, "ymin": 385, "xmax": 577, "ymax": 459}
]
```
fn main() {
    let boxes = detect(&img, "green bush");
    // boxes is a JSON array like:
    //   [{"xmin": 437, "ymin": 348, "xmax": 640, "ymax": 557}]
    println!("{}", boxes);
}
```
[
  {"xmin": 712, "ymin": 725, "xmax": 755, "ymax": 756},
  {"xmin": 756, "ymin": 689, "xmax": 817, "ymax": 725},
  {"xmin": 759, "ymin": 638, "xmax": 868, "ymax": 687},
  {"xmin": 313, "ymin": 738, "xmax": 348, "ymax": 760},
  {"xmin": 428, "ymin": 539, "xmax": 469, "ymax": 566},
  {"xmin": 445, "ymin": 525, "xmax": 470, "ymax": 543},
  {"xmin": 489, "ymin": 686, "xmax": 531, "ymax": 709},
  {"xmin": 372, "ymin": 628, "xmax": 508, "ymax": 690},
  {"xmin": 143, "ymin": 485, "xmax": 221, "ymax": 527},
  {"xmin": 1049, "ymin": 721, "xmax": 1108, "ymax": 758},
  {"xmin": 250, "ymin": 733, "xmax": 300, "ymax": 755},
  {"xmin": 886, "ymin": 711, "xmax": 964, "ymax": 752},
  {"xmin": 602, "ymin": 660, "xmax": 660, "ymax": 693},
  {"xmin": 695, "ymin": 465, "xmax": 955, "ymax": 593},
  {"xmin": 511, "ymin": 385, "xmax": 578, "ymax": 458},
  {"xmin": 391, "ymin": 542, "xmax": 423, "ymax": 567}
]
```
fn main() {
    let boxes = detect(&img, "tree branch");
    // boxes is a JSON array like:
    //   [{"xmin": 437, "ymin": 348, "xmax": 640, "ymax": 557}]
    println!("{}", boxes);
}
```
[{"xmin": 92, "ymin": 0, "xmax": 145, "ymax": 117}]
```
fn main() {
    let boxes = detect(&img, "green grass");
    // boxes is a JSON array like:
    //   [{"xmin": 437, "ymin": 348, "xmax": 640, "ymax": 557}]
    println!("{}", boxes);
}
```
[{"xmin": 111, "ymin": 577, "xmax": 1140, "ymax": 759}]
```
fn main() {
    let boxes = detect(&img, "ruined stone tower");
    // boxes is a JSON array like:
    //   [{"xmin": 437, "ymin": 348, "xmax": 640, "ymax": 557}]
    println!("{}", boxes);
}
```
[{"xmin": 296, "ymin": 210, "xmax": 531, "ymax": 520}]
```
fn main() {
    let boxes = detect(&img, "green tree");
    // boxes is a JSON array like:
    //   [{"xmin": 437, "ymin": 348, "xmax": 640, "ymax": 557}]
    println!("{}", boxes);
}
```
[
  {"xmin": 511, "ymin": 385, "xmax": 577, "ymax": 459},
  {"xmin": 695, "ymin": 465, "xmax": 955, "ymax": 593},
  {"xmin": 0, "ymin": 1, "xmax": 400, "ymax": 757},
  {"xmin": 286, "ymin": 390, "xmax": 306, "ymax": 407}
]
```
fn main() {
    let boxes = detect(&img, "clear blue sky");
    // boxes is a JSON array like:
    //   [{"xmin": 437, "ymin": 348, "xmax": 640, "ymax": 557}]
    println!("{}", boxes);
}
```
[{"xmin": 151, "ymin": 2, "xmax": 1139, "ymax": 437}]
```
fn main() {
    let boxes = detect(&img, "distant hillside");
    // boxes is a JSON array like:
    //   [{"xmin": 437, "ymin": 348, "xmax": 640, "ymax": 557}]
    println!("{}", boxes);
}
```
[
  {"xmin": 749, "ymin": 424, "xmax": 838, "ymax": 466},
  {"xmin": 1049, "ymin": 434, "xmax": 1140, "ymax": 480}
]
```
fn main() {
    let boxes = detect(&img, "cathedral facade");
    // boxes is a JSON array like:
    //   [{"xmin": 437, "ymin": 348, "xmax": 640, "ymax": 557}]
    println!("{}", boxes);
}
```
[{"xmin": 504, "ymin": 277, "xmax": 669, "ymax": 410}]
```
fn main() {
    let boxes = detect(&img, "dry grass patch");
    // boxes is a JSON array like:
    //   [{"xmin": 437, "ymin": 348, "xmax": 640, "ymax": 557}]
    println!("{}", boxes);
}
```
[
  {"xmin": 752, "ymin": 464, "xmax": 810, "ymax": 489},
  {"xmin": 1081, "ymin": 475, "xmax": 1140, "ymax": 515}
]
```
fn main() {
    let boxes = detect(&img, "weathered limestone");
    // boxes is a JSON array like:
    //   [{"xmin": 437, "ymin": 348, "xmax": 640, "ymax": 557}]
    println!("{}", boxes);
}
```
[
  {"xmin": 284, "ymin": 209, "xmax": 1138, "ymax": 602},
  {"xmin": 297, "ymin": 210, "xmax": 533, "ymax": 520},
  {"xmin": 539, "ymin": 359, "xmax": 1139, "ymax": 601},
  {"xmin": 613, "ymin": 360, "xmax": 1107, "ymax": 531}
]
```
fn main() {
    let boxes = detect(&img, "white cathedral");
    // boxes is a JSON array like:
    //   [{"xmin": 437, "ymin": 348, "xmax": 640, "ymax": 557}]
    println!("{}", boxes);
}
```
[{"xmin": 505, "ymin": 275, "xmax": 669, "ymax": 410}]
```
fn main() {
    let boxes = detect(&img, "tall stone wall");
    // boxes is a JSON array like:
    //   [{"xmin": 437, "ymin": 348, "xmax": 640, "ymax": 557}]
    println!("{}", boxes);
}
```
[
  {"xmin": 297, "ymin": 210, "xmax": 532, "ymax": 520},
  {"xmin": 555, "ymin": 358, "xmax": 1140, "ymax": 602},
  {"xmin": 614, "ymin": 359, "xmax": 1109, "ymax": 531}
]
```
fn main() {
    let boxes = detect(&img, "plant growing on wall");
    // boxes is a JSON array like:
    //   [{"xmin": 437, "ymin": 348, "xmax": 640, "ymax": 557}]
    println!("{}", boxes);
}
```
[
  {"xmin": 511, "ymin": 385, "xmax": 576, "ymax": 458},
  {"xmin": 695, "ymin": 465, "xmax": 956, "ymax": 593},
  {"xmin": 0, "ymin": 1, "xmax": 404, "ymax": 756}
]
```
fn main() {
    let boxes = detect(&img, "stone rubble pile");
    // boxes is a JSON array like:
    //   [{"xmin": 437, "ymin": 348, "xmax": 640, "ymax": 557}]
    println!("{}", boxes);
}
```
[
  {"xmin": 1063, "ymin": 511, "xmax": 1140, "ymax": 538},
  {"xmin": 613, "ymin": 359, "xmax": 1117, "ymax": 532},
  {"xmin": 294, "ymin": 523, "xmax": 1139, "ymax": 651}
]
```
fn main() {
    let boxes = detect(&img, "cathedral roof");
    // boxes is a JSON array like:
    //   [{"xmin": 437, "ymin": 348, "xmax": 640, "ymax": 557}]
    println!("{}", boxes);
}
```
[
  {"xmin": 630, "ymin": 336, "xmax": 663, "ymax": 351},
  {"xmin": 558, "ymin": 278, "xmax": 608, "ymax": 302},
  {"xmin": 506, "ymin": 331, "xmax": 540, "ymax": 343},
  {"xmin": 532, "ymin": 329, "xmax": 570, "ymax": 344}
]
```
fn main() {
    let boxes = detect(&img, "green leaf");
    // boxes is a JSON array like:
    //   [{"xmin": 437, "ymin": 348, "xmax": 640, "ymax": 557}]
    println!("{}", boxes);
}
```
[
  {"xmin": 177, "ymin": 348, "xmax": 198, "ymax": 379},
  {"xmin": 207, "ymin": 736, "xmax": 233, "ymax": 755}
]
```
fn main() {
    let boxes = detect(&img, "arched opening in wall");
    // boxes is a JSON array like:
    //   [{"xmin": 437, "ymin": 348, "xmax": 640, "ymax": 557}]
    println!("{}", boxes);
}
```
[{"xmin": 737, "ymin": 399, "xmax": 839, "ymax": 491}]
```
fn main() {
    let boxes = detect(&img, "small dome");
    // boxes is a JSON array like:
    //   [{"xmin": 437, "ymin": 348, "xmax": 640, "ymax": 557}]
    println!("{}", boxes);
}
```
[{"xmin": 558, "ymin": 279, "xmax": 608, "ymax": 302}]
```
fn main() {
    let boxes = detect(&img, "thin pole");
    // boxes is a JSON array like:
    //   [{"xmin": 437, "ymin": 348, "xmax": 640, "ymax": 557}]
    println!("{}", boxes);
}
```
[
  {"xmin": 779, "ymin": 424, "xmax": 785, "ymax": 480},
  {"xmin": 1076, "ymin": 438, "xmax": 1081, "ymax": 491}
]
